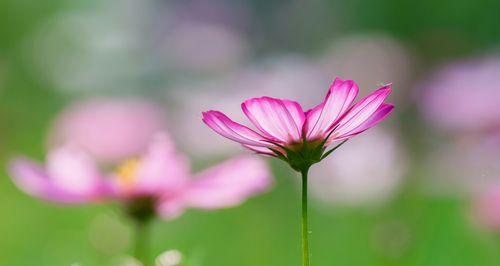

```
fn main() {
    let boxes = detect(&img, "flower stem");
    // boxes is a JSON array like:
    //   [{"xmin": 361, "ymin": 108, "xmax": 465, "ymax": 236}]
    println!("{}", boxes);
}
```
[
  {"xmin": 134, "ymin": 219, "xmax": 151, "ymax": 266},
  {"xmin": 301, "ymin": 168, "xmax": 310, "ymax": 266}
]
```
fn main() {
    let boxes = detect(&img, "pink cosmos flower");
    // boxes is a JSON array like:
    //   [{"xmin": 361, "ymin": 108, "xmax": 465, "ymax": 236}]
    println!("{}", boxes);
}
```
[
  {"xmin": 203, "ymin": 77, "xmax": 394, "ymax": 266},
  {"xmin": 202, "ymin": 77, "xmax": 394, "ymax": 171},
  {"xmin": 48, "ymin": 98, "xmax": 167, "ymax": 164},
  {"xmin": 8, "ymin": 133, "xmax": 272, "ymax": 220}
]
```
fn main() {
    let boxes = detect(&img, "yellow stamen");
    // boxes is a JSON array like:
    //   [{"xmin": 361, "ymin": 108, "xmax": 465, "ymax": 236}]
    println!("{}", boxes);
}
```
[{"xmin": 115, "ymin": 159, "xmax": 140, "ymax": 188}]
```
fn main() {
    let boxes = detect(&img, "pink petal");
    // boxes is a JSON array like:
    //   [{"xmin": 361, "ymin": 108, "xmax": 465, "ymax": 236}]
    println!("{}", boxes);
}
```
[
  {"xmin": 184, "ymin": 156, "xmax": 272, "ymax": 209},
  {"xmin": 333, "ymin": 84, "xmax": 392, "ymax": 137},
  {"xmin": 241, "ymin": 144, "xmax": 276, "ymax": 156},
  {"xmin": 48, "ymin": 98, "xmax": 166, "ymax": 164},
  {"xmin": 8, "ymin": 158, "xmax": 99, "ymax": 203},
  {"xmin": 133, "ymin": 133, "xmax": 190, "ymax": 196},
  {"xmin": 202, "ymin": 111, "xmax": 271, "ymax": 147},
  {"xmin": 156, "ymin": 196, "xmax": 186, "ymax": 220},
  {"xmin": 280, "ymin": 99, "xmax": 306, "ymax": 136},
  {"xmin": 305, "ymin": 78, "xmax": 359, "ymax": 139},
  {"xmin": 333, "ymin": 104, "xmax": 394, "ymax": 141},
  {"xmin": 46, "ymin": 145, "xmax": 108, "ymax": 198},
  {"xmin": 242, "ymin": 97, "xmax": 305, "ymax": 143}
]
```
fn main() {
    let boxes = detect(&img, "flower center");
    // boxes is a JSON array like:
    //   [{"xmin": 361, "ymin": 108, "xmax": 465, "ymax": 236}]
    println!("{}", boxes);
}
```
[
  {"xmin": 115, "ymin": 158, "xmax": 140, "ymax": 188},
  {"xmin": 286, "ymin": 139, "xmax": 323, "ymax": 152}
]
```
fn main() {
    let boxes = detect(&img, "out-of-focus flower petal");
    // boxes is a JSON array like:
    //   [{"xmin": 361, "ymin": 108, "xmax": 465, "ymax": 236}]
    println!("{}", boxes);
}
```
[
  {"xmin": 157, "ymin": 196, "xmax": 186, "ymax": 220},
  {"xmin": 46, "ymin": 145, "xmax": 107, "ymax": 198},
  {"xmin": 241, "ymin": 144, "xmax": 276, "ymax": 156},
  {"xmin": 333, "ymin": 85, "xmax": 392, "ymax": 138},
  {"xmin": 242, "ymin": 97, "xmax": 305, "ymax": 143},
  {"xmin": 134, "ymin": 134, "xmax": 190, "ymax": 196},
  {"xmin": 305, "ymin": 78, "xmax": 359, "ymax": 139},
  {"xmin": 202, "ymin": 110, "xmax": 271, "ymax": 147},
  {"xmin": 8, "ymin": 158, "xmax": 101, "ymax": 203},
  {"xmin": 48, "ymin": 98, "xmax": 166, "ymax": 164},
  {"xmin": 9, "ymin": 158, "xmax": 61, "ymax": 201},
  {"xmin": 184, "ymin": 156, "xmax": 272, "ymax": 209},
  {"xmin": 418, "ymin": 56, "xmax": 500, "ymax": 134}
]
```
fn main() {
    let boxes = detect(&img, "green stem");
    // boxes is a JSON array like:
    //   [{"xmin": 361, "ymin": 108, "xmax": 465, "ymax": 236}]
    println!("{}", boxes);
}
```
[
  {"xmin": 134, "ymin": 219, "xmax": 150, "ymax": 266},
  {"xmin": 301, "ymin": 168, "xmax": 310, "ymax": 266}
]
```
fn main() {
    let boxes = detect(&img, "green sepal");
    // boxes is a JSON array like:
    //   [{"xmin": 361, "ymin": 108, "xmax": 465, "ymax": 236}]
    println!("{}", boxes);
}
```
[
  {"xmin": 263, "ymin": 139, "xmax": 296, "ymax": 155},
  {"xmin": 269, "ymin": 147, "xmax": 288, "ymax": 162},
  {"xmin": 320, "ymin": 139, "xmax": 348, "ymax": 161},
  {"xmin": 264, "ymin": 128, "xmax": 348, "ymax": 172}
]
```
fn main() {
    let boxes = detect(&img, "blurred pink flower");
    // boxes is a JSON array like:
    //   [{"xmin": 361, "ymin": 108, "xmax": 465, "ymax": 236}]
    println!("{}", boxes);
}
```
[
  {"xmin": 424, "ymin": 140, "xmax": 500, "ymax": 195},
  {"xmin": 202, "ymin": 77, "xmax": 394, "ymax": 167},
  {"xmin": 472, "ymin": 185, "xmax": 500, "ymax": 230},
  {"xmin": 203, "ymin": 76, "xmax": 394, "ymax": 265},
  {"xmin": 9, "ymin": 133, "xmax": 272, "ymax": 219},
  {"xmin": 48, "ymin": 99, "xmax": 167, "ymax": 164},
  {"xmin": 419, "ymin": 56, "xmax": 500, "ymax": 134},
  {"xmin": 309, "ymin": 128, "xmax": 406, "ymax": 205},
  {"xmin": 9, "ymin": 145, "xmax": 110, "ymax": 203}
]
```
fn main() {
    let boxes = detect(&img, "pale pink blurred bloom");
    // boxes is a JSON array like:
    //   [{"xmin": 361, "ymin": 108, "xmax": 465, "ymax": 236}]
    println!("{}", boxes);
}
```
[
  {"xmin": 202, "ymin": 77, "xmax": 394, "ymax": 159},
  {"xmin": 159, "ymin": 21, "xmax": 249, "ymax": 74},
  {"xmin": 424, "ymin": 140, "xmax": 500, "ymax": 195},
  {"xmin": 320, "ymin": 33, "xmax": 413, "ymax": 103},
  {"xmin": 309, "ymin": 128, "xmax": 407, "ymax": 205},
  {"xmin": 9, "ymin": 145, "xmax": 110, "ymax": 203},
  {"xmin": 48, "ymin": 99, "xmax": 167, "ymax": 164},
  {"xmin": 170, "ymin": 57, "xmax": 329, "ymax": 156},
  {"xmin": 108, "ymin": 134, "xmax": 190, "ymax": 200},
  {"xmin": 8, "ymin": 133, "xmax": 272, "ymax": 219},
  {"xmin": 419, "ymin": 56, "xmax": 500, "ymax": 134},
  {"xmin": 472, "ymin": 186, "xmax": 500, "ymax": 230}
]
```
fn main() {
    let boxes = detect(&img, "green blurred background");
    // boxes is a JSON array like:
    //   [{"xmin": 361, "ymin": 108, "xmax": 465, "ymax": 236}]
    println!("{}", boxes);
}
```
[{"xmin": 1, "ymin": 0, "xmax": 500, "ymax": 265}]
